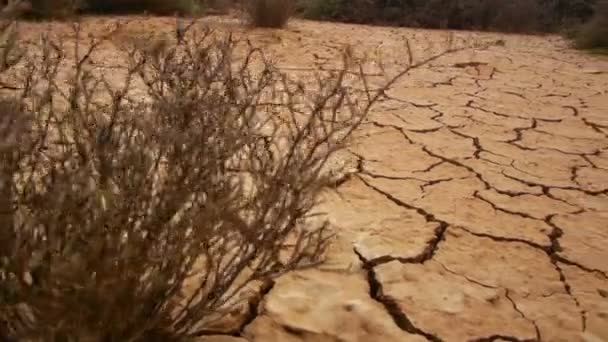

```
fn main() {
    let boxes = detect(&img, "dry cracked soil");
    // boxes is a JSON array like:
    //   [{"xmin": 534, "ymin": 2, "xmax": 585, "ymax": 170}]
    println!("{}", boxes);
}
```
[{"xmin": 18, "ymin": 15, "xmax": 608, "ymax": 342}]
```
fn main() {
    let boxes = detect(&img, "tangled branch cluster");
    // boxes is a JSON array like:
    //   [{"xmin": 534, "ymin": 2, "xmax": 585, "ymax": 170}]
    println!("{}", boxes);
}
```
[{"xmin": 0, "ymin": 19, "xmax": 469, "ymax": 341}]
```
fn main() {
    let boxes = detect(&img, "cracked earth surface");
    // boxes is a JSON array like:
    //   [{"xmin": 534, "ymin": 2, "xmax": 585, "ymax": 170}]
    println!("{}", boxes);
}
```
[
  {"xmin": 234, "ymin": 19, "xmax": 608, "ymax": 342},
  {"xmin": 19, "ymin": 15, "xmax": 608, "ymax": 342}
]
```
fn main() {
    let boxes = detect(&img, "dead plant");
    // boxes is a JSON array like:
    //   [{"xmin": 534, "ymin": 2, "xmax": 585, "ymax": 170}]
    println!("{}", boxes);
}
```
[{"xmin": 0, "ymin": 19, "xmax": 472, "ymax": 341}]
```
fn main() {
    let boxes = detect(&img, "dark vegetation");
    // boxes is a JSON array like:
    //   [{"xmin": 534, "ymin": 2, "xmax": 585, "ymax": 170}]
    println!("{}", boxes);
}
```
[
  {"xmin": 2, "ymin": 0, "xmax": 293, "ymax": 28},
  {"xmin": 83, "ymin": 0, "xmax": 204, "ymax": 15},
  {"xmin": 575, "ymin": 0, "xmax": 608, "ymax": 50},
  {"xmin": 295, "ymin": 0, "xmax": 607, "ymax": 49},
  {"xmin": 298, "ymin": 0, "xmax": 598, "ymax": 33},
  {"xmin": 247, "ymin": 0, "xmax": 294, "ymax": 28},
  {"xmin": 3, "ymin": 0, "xmax": 211, "ymax": 17}
]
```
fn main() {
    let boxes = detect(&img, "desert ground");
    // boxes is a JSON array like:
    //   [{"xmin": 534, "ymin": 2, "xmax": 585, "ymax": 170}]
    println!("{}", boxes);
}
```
[{"xmin": 17, "ymin": 15, "xmax": 608, "ymax": 342}]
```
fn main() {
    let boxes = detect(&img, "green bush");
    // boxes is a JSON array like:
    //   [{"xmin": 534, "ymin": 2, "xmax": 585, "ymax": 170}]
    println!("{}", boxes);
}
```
[{"xmin": 575, "ymin": 0, "xmax": 608, "ymax": 50}]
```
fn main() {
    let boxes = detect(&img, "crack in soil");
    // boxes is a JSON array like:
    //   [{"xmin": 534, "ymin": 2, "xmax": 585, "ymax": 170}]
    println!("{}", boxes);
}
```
[
  {"xmin": 502, "ymin": 171, "xmax": 608, "ymax": 196},
  {"xmin": 455, "ymin": 226, "xmax": 550, "ymax": 251},
  {"xmin": 368, "ymin": 120, "xmax": 415, "ymax": 144},
  {"xmin": 437, "ymin": 261, "xmax": 497, "ymax": 289},
  {"xmin": 353, "ymin": 151, "xmax": 592, "ymax": 338},
  {"xmin": 564, "ymin": 105, "xmax": 578, "ymax": 116},
  {"xmin": 358, "ymin": 175, "xmax": 449, "ymax": 265},
  {"xmin": 417, "ymin": 145, "xmax": 544, "ymax": 198},
  {"xmin": 466, "ymin": 101, "xmax": 557, "ymax": 123},
  {"xmin": 413, "ymin": 160, "xmax": 445, "ymax": 173},
  {"xmin": 190, "ymin": 278, "xmax": 275, "ymax": 338},
  {"xmin": 553, "ymin": 256, "xmax": 608, "ymax": 279},
  {"xmin": 470, "ymin": 335, "xmax": 537, "ymax": 342},
  {"xmin": 506, "ymin": 119, "xmax": 537, "ymax": 144},
  {"xmin": 333, "ymin": 48, "xmax": 608, "ymax": 340},
  {"xmin": 550, "ymin": 259, "xmax": 587, "ymax": 331},
  {"xmin": 449, "ymin": 128, "xmax": 488, "ymax": 159},
  {"xmin": 420, "ymin": 177, "xmax": 458, "ymax": 191},
  {"xmin": 354, "ymin": 249, "xmax": 443, "ymax": 342},
  {"xmin": 582, "ymin": 118, "xmax": 608, "ymax": 138},
  {"xmin": 234, "ymin": 279, "xmax": 276, "ymax": 337},
  {"xmin": 582, "ymin": 154, "xmax": 599, "ymax": 168},
  {"xmin": 505, "ymin": 289, "xmax": 541, "ymax": 341},
  {"xmin": 473, "ymin": 190, "xmax": 546, "ymax": 221}
]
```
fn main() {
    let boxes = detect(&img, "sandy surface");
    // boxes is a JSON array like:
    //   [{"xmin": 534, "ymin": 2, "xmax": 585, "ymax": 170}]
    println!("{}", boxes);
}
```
[{"xmin": 16, "ymin": 16, "xmax": 608, "ymax": 342}]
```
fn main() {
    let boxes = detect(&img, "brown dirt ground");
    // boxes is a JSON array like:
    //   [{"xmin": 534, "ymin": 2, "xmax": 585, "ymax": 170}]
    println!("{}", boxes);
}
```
[{"xmin": 16, "ymin": 15, "xmax": 608, "ymax": 342}]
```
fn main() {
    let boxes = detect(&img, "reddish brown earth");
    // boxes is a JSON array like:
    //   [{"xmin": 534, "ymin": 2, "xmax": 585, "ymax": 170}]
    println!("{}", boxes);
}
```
[{"xmin": 18, "ymin": 15, "xmax": 608, "ymax": 342}]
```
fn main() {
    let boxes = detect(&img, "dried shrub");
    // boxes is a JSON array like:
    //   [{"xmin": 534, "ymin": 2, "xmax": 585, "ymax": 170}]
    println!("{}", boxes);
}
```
[
  {"xmin": 247, "ymin": 0, "xmax": 294, "ymax": 28},
  {"xmin": 0, "ymin": 18, "xmax": 471, "ymax": 341},
  {"xmin": 0, "ymin": 20, "xmax": 357, "ymax": 340}
]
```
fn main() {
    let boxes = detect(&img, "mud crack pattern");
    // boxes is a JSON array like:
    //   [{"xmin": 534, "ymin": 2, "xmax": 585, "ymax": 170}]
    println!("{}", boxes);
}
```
[
  {"xmin": 235, "ymin": 18, "xmax": 608, "ymax": 342},
  {"xmin": 27, "ymin": 15, "xmax": 607, "ymax": 342}
]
